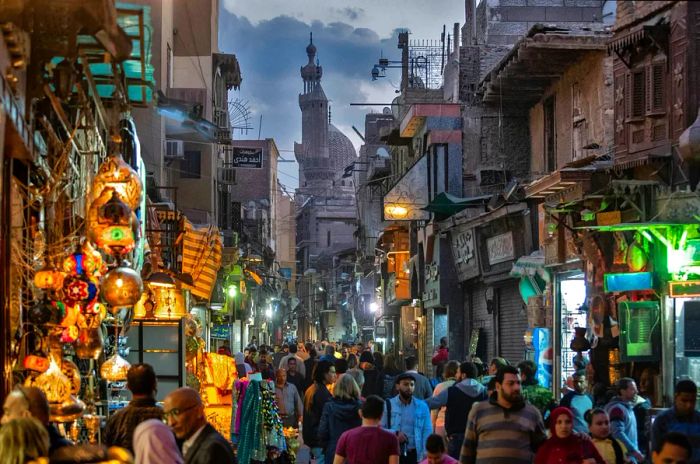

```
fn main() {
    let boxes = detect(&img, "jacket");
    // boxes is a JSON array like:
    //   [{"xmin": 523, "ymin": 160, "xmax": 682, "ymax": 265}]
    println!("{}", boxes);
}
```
[
  {"xmin": 318, "ymin": 398, "xmax": 362, "ymax": 463},
  {"xmin": 432, "ymin": 347, "xmax": 449, "ymax": 366},
  {"xmin": 651, "ymin": 406, "xmax": 700, "ymax": 464},
  {"xmin": 302, "ymin": 382, "xmax": 333, "ymax": 447},
  {"xmin": 605, "ymin": 396, "xmax": 640, "ymax": 458},
  {"xmin": 183, "ymin": 423, "xmax": 235, "ymax": 464},
  {"xmin": 360, "ymin": 364, "xmax": 384, "ymax": 398},
  {"xmin": 103, "ymin": 397, "xmax": 163, "ymax": 452},
  {"xmin": 381, "ymin": 395, "xmax": 432, "ymax": 461},
  {"xmin": 427, "ymin": 378, "xmax": 487, "ymax": 436}
]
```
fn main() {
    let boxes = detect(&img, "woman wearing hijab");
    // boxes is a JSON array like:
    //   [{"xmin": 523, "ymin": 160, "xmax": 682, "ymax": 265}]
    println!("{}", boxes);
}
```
[
  {"xmin": 133, "ymin": 419, "xmax": 183, "ymax": 464},
  {"xmin": 358, "ymin": 351, "xmax": 384, "ymax": 398},
  {"xmin": 535, "ymin": 407, "xmax": 605, "ymax": 464}
]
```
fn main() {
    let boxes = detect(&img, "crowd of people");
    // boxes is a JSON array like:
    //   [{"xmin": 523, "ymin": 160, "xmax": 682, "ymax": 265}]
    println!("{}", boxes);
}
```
[{"xmin": 0, "ymin": 337, "xmax": 698, "ymax": 464}]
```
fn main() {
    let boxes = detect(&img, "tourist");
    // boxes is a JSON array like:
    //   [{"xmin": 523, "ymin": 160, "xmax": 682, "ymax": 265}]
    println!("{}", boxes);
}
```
[
  {"xmin": 460, "ymin": 365, "xmax": 546, "ymax": 464},
  {"xmin": 481, "ymin": 357, "xmax": 508, "ymax": 386},
  {"xmin": 420, "ymin": 434, "xmax": 458, "ymax": 464},
  {"xmin": 319, "ymin": 374, "xmax": 363, "ymax": 463},
  {"xmin": 651, "ymin": 379, "xmax": 700, "ymax": 463},
  {"xmin": 560, "ymin": 369, "xmax": 593, "ymax": 433},
  {"xmin": 382, "ymin": 373, "xmax": 433, "ymax": 464},
  {"xmin": 234, "ymin": 351, "xmax": 252, "ymax": 377},
  {"xmin": 0, "ymin": 417, "xmax": 49, "ymax": 464},
  {"xmin": 605, "ymin": 377, "xmax": 644, "ymax": 463},
  {"xmin": 426, "ymin": 362, "xmax": 486, "ymax": 459},
  {"xmin": 275, "ymin": 368, "xmax": 304, "ymax": 429},
  {"xmin": 346, "ymin": 367, "xmax": 365, "ymax": 396},
  {"xmin": 133, "ymin": 418, "xmax": 184, "ymax": 464},
  {"xmin": 333, "ymin": 395, "xmax": 400, "ymax": 464},
  {"xmin": 359, "ymin": 351, "xmax": 384, "ymax": 398},
  {"xmin": 429, "ymin": 360, "xmax": 458, "ymax": 437},
  {"xmin": 347, "ymin": 353, "xmax": 358, "ymax": 370},
  {"xmin": 534, "ymin": 406, "xmax": 604, "ymax": 464},
  {"xmin": 586, "ymin": 408, "xmax": 627, "ymax": 464},
  {"xmin": 163, "ymin": 387, "xmax": 234, "ymax": 464},
  {"xmin": 402, "ymin": 356, "xmax": 433, "ymax": 400},
  {"xmin": 303, "ymin": 360, "xmax": 336, "ymax": 464},
  {"xmin": 651, "ymin": 432, "xmax": 692, "ymax": 464},
  {"xmin": 104, "ymin": 363, "xmax": 163, "ymax": 453},
  {"xmin": 320, "ymin": 345, "xmax": 337, "ymax": 362}
]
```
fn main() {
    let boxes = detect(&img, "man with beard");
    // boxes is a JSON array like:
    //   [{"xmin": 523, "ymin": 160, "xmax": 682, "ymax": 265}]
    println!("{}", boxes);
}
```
[
  {"xmin": 382, "ymin": 373, "xmax": 432, "ymax": 464},
  {"xmin": 460, "ymin": 365, "xmax": 546, "ymax": 464}
]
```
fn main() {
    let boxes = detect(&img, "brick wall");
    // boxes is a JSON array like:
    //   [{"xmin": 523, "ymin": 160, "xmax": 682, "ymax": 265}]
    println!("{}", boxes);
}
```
[{"xmin": 614, "ymin": 1, "xmax": 675, "ymax": 31}]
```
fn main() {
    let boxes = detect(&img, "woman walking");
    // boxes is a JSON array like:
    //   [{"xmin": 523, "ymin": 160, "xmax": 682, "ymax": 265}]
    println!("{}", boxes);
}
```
[{"xmin": 319, "ymin": 374, "xmax": 363, "ymax": 464}]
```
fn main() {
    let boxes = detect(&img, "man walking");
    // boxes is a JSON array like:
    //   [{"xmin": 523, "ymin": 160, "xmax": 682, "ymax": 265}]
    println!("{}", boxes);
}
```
[
  {"xmin": 275, "ymin": 368, "xmax": 303, "ymax": 428},
  {"xmin": 560, "ymin": 370, "xmax": 593, "ymax": 433},
  {"xmin": 605, "ymin": 378, "xmax": 644, "ymax": 463},
  {"xmin": 382, "ymin": 373, "xmax": 433, "ymax": 464},
  {"xmin": 279, "ymin": 342, "xmax": 306, "ymax": 379},
  {"xmin": 427, "ymin": 362, "xmax": 487, "ymax": 459},
  {"xmin": 460, "ymin": 365, "xmax": 546, "ymax": 464},
  {"xmin": 403, "ymin": 356, "xmax": 433, "ymax": 400},
  {"xmin": 652, "ymin": 380, "xmax": 700, "ymax": 463},
  {"xmin": 273, "ymin": 343, "xmax": 289, "ymax": 368},
  {"xmin": 163, "ymin": 387, "xmax": 234, "ymax": 464},
  {"xmin": 286, "ymin": 357, "xmax": 306, "ymax": 394},
  {"xmin": 104, "ymin": 363, "xmax": 163, "ymax": 453},
  {"xmin": 333, "ymin": 395, "xmax": 400, "ymax": 464}
]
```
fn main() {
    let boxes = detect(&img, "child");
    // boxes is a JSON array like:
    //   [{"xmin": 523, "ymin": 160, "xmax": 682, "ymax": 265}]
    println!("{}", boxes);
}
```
[
  {"xmin": 420, "ymin": 434, "xmax": 458, "ymax": 464},
  {"xmin": 535, "ymin": 407, "xmax": 605, "ymax": 464},
  {"xmin": 586, "ymin": 408, "xmax": 627, "ymax": 464}
]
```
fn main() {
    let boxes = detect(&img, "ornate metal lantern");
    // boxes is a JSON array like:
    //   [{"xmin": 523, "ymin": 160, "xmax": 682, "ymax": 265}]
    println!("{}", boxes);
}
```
[{"xmin": 101, "ymin": 266, "xmax": 143, "ymax": 311}]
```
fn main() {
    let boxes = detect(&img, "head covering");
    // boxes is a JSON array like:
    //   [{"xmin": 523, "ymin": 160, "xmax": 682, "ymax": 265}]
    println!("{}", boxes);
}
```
[
  {"xmin": 234, "ymin": 352, "xmax": 245, "ymax": 364},
  {"xmin": 395, "ymin": 373, "xmax": 415, "ymax": 384},
  {"xmin": 133, "ymin": 419, "xmax": 184, "ymax": 464},
  {"xmin": 549, "ymin": 406, "xmax": 575, "ymax": 437}
]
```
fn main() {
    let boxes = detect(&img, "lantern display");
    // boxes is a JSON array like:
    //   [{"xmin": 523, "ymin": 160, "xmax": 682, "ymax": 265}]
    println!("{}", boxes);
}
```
[
  {"xmin": 134, "ymin": 284, "xmax": 186, "ymax": 319},
  {"xmin": 34, "ymin": 265, "xmax": 64, "ymax": 290},
  {"xmin": 101, "ymin": 266, "xmax": 143, "ymax": 311},
  {"xmin": 62, "ymin": 275, "xmax": 99, "ymax": 305},
  {"xmin": 87, "ymin": 189, "xmax": 137, "ymax": 257},
  {"xmin": 75, "ymin": 327, "xmax": 104, "ymax": 360},
  {"xmin": 100, "ymin": 353, "xmax": 131, "ymax": 381},
  {"xmin": 62, "ymin": 249, "xmax": 103, "ymax": 280},
  {"xmin": 50, "ymin": 396, "xmax": 86, "ymax": 423},
  {"xmin": 27, "ymin": 358, "xmax": 71, "ymax": 403},
  {"xmin": 91, "ymin": 151, "xmax": 143, "ymax": 210}
]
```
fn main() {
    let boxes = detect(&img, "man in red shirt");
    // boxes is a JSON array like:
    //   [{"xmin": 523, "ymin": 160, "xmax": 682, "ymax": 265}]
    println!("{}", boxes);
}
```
[{"xmin": 334, "ymin": 395, "xmax": 400, "ymax": 464}]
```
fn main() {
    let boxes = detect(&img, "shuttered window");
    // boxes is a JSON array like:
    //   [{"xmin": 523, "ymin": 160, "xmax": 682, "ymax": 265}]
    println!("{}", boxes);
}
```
[
  {"xmin": 651, "ymin": 62, "xmax": 665, "ymax": 112},
  {"xmin": 631, "ymin": 69, "xmax": 646, "ymax": 118}
]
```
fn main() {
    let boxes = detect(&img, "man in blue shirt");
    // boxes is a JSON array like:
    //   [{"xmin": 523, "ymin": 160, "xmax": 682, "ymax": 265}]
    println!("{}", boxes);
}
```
[
  {"xmin": 560, "ymin": 370, "xmax": 593, "ymax": 433},
  {"xmin": 652, "ymin": 379, "xmax": 700, "ymax": 464},
  {"xmin": 382, "ymin": 373, "xmax": 432, "ymax": 464}
]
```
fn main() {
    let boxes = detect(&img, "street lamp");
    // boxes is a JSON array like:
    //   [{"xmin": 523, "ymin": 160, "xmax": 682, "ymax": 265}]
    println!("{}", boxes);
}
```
[{"xmin": 369, "ymin": 302, "xmax": 380, "ymax": 313}]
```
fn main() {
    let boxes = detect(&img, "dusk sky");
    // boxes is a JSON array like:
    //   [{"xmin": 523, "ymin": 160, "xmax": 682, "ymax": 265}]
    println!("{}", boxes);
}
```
[{"xmin": 218, "ymin": 0, "xmax": 465, "ymax": 190}]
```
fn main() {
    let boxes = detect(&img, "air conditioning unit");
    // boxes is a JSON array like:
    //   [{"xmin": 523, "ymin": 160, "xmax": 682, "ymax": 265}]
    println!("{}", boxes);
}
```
[{"xmin": 165, "ymin": 140, "xmax": 184, "ymax": 160}]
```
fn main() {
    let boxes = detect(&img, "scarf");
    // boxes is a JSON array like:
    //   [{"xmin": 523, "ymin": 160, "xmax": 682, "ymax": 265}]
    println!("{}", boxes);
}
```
[{"xmin": 133, "ymin": 419, "xmax": 183, "ymax": 464}]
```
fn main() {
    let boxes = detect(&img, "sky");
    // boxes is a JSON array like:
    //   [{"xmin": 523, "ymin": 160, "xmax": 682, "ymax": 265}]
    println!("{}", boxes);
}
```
[{"xmin": 218, "ymin": 0, "xmax": 465, "ymax": 191}]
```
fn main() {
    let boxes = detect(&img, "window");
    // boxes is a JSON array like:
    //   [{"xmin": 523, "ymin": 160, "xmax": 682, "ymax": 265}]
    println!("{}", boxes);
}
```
[
  {"xmin": 544, "ymin": 96, "xmax": 556, "ymax": 172},
  {"xmin": 650, "ymin": 62, "xmax": 665, "ymax": 113},
  {"xmin": 180, "ymin": 150, "xmax": 201, "ymax": 178},
  {"xmin": 166, "ymin": 43, "xmax": 173, "ymax": 89},
  {"xmin": 327, "ymin": 230, "xmax": 331, "ymax": 247},
  {"xmin": 631, "ymin": 69, "xmax": 646, "ymax": 118}
]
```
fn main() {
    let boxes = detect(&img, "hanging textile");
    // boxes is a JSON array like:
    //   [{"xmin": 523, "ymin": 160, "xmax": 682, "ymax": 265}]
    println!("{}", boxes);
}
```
[
  {"xmin": 180, "ymin": 219, "xmax": 222, "ymax": 300},
  {"xmin": 237, "ymin": 379, "xmax": 265, "ymax": 464}
]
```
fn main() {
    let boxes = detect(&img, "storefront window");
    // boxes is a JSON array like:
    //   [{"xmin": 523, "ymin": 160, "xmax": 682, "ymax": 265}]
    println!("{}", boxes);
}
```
[
  {"xmin": 674, "ymin": 298, "xmax": 700, "ymax": 381},
  {"xmin": 559, "ymin": 274, "xmax": 587, "ymax": 387}
]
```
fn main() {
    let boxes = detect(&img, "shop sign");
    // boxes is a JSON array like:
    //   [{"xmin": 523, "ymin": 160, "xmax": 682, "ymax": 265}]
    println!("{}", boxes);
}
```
[
  {"xmin": 596, "ymin": 210, "xmax": 622, "ymax": 226},
  {"xmin": 450, "ymin": 226, "xmax": 479, "ymax": 281},
  {"xmin": 232, "ymin": 147, "xmax": 263, "ymax": 168},
  {"xmin": 211, "ymin": 324, "xmax": 231, "ymax": 339},
  {"xmin": 375, "ymin": 326, "xmax": 387, "ymax": 337},
  {"xmin": 486, "ymin": 232, "xmax": 515, "ymax": 265}
]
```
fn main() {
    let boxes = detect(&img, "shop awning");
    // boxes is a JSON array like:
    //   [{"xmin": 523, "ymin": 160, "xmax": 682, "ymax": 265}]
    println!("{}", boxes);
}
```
[
  {"xmin": 422, "ymin": 192, "xmax": 491, "ymax": 216},
  {"xmin": 510, "ymin": 250, "xmax": 548, "ymax": 280},
  {"xmin": 180, "ymin": 219, "xmax": 223, "ymax": 301}
]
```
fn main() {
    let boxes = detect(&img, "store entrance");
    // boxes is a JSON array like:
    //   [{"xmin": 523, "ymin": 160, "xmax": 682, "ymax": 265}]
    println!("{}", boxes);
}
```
[{"xmin": 555, "ymin": 272, "xmax": 587, "ymax": 398}]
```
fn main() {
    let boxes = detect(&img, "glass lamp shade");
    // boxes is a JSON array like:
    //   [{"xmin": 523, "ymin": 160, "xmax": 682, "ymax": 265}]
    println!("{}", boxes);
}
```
[
  {"xmin": 50, "ymin": 395, "xmax": 85, "ymax": 423},
  {"xmin": 101, "ymin": 266, "xmax": 143, "ymax": 310},
  {"xmin": 28, "ymin": 358, "xmax": 71, "ymax": 403},
  {"xmin": 92, "ymin": 151, "xmax": 143, "ymax": 210},
  {"xmin": 100, "ymin": 353, "xmax": 131, "ymax": 381},
  {"xmin": 75, "ymin": 326, "xmax": 104, "ymax": 360},
  {"xmin": 62, "ymin": 250, "xmax": 103, "ymax": 279},
  {"xmin": 62, "ymin": 275, "xmax": 99, "ymax": 305},
  {"xmin": 34, "ymin": 265, "xmax": 64, "ymax": 290}
]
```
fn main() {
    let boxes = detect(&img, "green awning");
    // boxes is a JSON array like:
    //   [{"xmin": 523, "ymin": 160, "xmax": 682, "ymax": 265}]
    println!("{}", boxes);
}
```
[{"xmin": 423, "ymin": 192, "xmax": 491, "ymax": 216}]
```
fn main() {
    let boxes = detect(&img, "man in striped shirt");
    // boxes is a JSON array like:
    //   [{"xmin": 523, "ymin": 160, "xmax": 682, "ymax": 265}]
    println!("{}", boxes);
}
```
[{"xmin": 460, "ymin": 365, "xmax": 546, "ymax": 464}]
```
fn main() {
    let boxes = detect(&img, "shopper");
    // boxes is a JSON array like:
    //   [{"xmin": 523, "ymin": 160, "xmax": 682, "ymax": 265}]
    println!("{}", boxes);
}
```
[
  {"xmin": 382, "ymin": 373, "xmax": 433, "ymax": 464},
  {"xmin": 481, "ymin": 357, "xmax": 508, "ymax": 386},
  {"xmin": 273, "ymin": 343, "xmax": 289, "ymax": 368},
  {"xmin": 359, "ymin": 351, "xmax": 384, "ymax": 398},
  {"xmin": 346, "ymin": 368, "xmax": 365, "ymax": 396},
  {"xmin": 133, "ymin": 418, "xmax": 184, "ymax": 464},
  {"xmin": 163, "ymin": 387, "xmax": 234, "ymax": 464},
  {"xmin": 651, "ymin": 379, "xmax": 700, "ymax": 463},
  {"xmin": 420, "ymin": 434, "xmax": 458, "ymax": 464},
  {"xmin": 534, "ymin": 406, "xmax": 604, "ymax": 464},
  {"xmin": 403, "ymin": 356, "xmax": 433, "ymax": 400},
  {"xmin": 460, "ymin": 365, "xmax": 546, "ymax": 464},
  {"xmin": 319, "ymin": 374, "xmax": 363, "ymax": 463},
  {"xmin": 303, "ymin": 360, "xmax": 337, "ymax": 464},
  {"xmin": 431, "ymin": 337, "xmax": 449, "ymax": 380},
  {"xmin": 429, "ymin": 360, "xmax": 458, "ymax": 437},
  {"xmin": 333, "ymin": 395, "xmax": 400, "ymax": 464},
  {"xmin": 605, "ymin": 378, "xmax": 644, "ymax": 463},
  {"xmin": 104, "ymin": 363, "xmax": 163, "ymax": 453},
  {"xmin": 586, "ymin": 408, "xmax": 627, "ymax": 464},
  {"xmin": 0, "ymin": 417, "xmax": 49, "ymax": 464},
  {"xmin": 285, "ymin": 357, "xmax": 306, "ymax": 395},
  {"xmin": 560, "ymin": 369, "xmax": 593, "ymax": 433},
  {"xmin": 651, "ymin": 432, "xmax": 692, "ymax": 464},
  {"xmin": 383, "ymin": 354, "xmax": 403, "ymax": 398},
  {"xmin": 426, "ymin": 362, "xmax": 486, "ymax": 459},
  {"xmin": 275, "ymin": 368, "xmax": 304, "ymax": 429},
  {"xmin": 518, "ymin": 360, "xmax": 556, "ymax": 421}
]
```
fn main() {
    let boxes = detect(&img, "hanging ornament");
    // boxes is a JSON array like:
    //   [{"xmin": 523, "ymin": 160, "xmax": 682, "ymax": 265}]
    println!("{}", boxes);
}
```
[
  {"xmin": 34, "ymin": 264, "xmax": 64, "ymax": 291},
  {"xmin": 28, "ymin": 297, "xmax": 54, "ymax": 326},
  {"xmin": 62, "ymin": 249, "xmax": 102, "ymax": 280},
  {"xmin": 50, "ymin": 396, "xmax": 85, "ymax": 423},
  {"xmin": 27, "ymin": 358, "xmax": 71, "ymax": 403},
  {"xmin": 75, "ymin": 326, "xmax": 104, "ymax": 360},
  {"xmin": 626, "ymin": 236, "xmax": 648, "ymax": 272},
  {"xmin": 100, "ymin": 353, "xmax": 131, "ymax": 381},
  {"xmin": 62, "ymin": 275, "xmax": 98, "ymax": 305},
  {"xmin": 91, "ymin": 151, "xmax": 143, "ymax": 210},
  {"xmin": 87, "ymin": 189, "xmax": 136, "ymax": 257},
  {"xmin": 101, "ymin": 266, "xmax": 143, "ymax": 311}
]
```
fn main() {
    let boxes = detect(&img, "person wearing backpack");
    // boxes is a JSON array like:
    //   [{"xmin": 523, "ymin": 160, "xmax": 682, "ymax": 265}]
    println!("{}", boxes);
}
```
[{"xmin": 426, "ymin": 362, "xmax": 487, "ymax": 459}]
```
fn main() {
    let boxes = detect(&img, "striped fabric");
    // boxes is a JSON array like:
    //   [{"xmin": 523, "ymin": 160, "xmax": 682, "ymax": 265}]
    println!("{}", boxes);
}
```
[
  {"xmin": 460, "ymin": 397, "xmax": 546, "ymax": 464},
  {"xmin": 180, "ymin": 219, "xmax": 222, "ymax": 300}
]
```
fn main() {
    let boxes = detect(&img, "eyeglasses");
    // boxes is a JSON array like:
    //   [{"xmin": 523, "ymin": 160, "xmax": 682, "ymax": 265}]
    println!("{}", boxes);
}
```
[{"xmin": 162, "ymin": 404, "xmax": 197, "ymax": 421}]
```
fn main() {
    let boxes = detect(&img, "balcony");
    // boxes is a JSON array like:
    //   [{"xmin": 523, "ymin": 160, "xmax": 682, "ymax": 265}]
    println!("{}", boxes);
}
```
[{"xmin": 218, "ymin": 164, "xmax": 236, "ymax": 185}]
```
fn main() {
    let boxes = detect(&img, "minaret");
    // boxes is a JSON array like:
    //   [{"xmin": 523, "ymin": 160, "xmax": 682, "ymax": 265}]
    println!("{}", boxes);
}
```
[{"xmin": 295, "ymin": 33, "xmax": 331, "ymax": 192}]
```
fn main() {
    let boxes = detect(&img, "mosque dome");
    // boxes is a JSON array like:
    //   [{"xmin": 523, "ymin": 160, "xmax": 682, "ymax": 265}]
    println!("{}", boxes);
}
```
[
  {"xmin": 306, "ymin": 42, "xmax": 317, "ymax": 56},
  {"xmin": 329, "ymin": 124, "xmax": 357, "ymax": 172}
]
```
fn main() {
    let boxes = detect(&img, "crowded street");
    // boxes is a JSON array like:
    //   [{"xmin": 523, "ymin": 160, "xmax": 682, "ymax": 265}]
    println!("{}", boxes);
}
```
[{"xmin": 0, "ymin": 0, "xmax": 699, "ymax": 463}]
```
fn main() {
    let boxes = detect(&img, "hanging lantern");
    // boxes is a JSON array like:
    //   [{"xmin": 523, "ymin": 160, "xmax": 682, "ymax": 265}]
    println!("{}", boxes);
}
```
[
  {"xmin": 569, "ymin": 326, "xmax": 592, "ymax": 353},
  {"xmin": 27, "ymin": 358, "xmax": 71, "ymax": 403},
  {"xmin": 87, "ymin": 189, "xmax": 136, "ymax": 256},
  {"xmin": 100, "ymin": 353, "xmax": 131, "ymax": 381},
  {"xmin": 62, "ymin": 249, "xmax": 102, "ymax": 280},
  {"xmin": 34, "ymin": 265, "xmax": 64, "ymax": 290},
  {"xmin": 50, "ymin": 395, "xmax": 86, "ymax": 423},
  {"xmin": 91, "ymin": 151, "xmax": 143, "ymax": 210},
  {"xmin": 62, "ymin": 275, "xmax": 98, "ymax": 305},
  {"xmin": 101, "ymin": 266, "xmax": 143, "ymax": 311},
  {"xmin": 75, "ymin": 327, "xmax": 104, "ymax": 360}
]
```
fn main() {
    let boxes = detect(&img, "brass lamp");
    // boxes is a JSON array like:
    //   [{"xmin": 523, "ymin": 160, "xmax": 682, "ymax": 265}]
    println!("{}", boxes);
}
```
[
  {"xmin": 100, "ymin": 352, "xmax": 131, "ymax": 382},
  {"xmin": 101, "ymin": 266, "xmax": 143, "ymax": 311},
  {"xmin": 91, "ymin": 151, "xmax": 143, "ymax": 210},
  {"xmin": 34, "ymin": 264, "xmax": 64, "ymax": 290}
]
